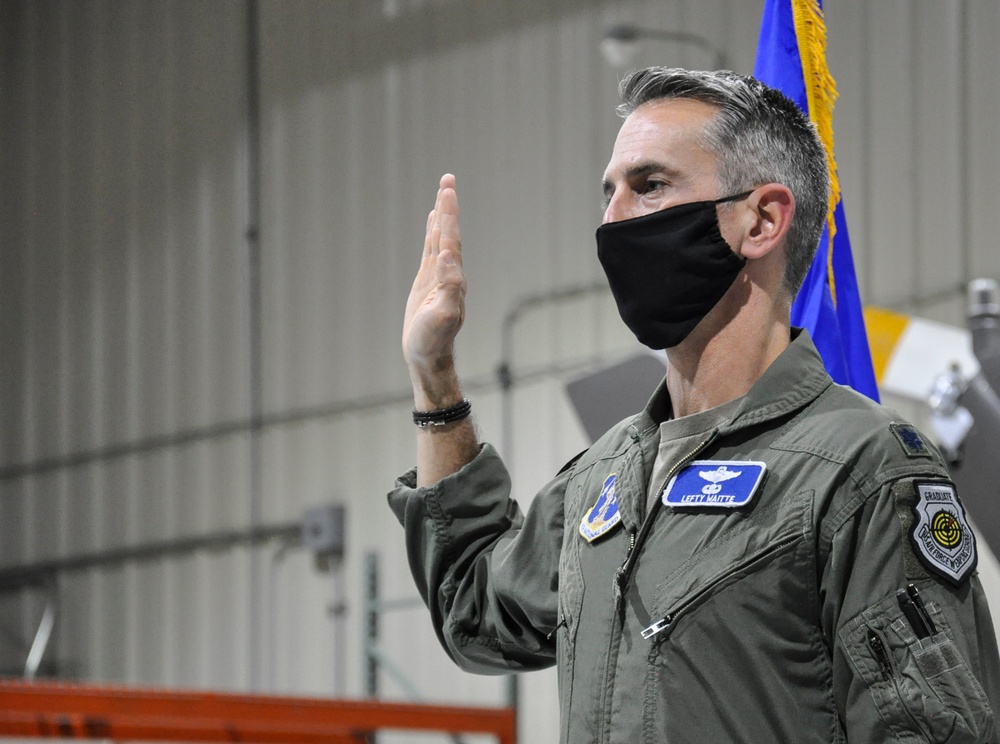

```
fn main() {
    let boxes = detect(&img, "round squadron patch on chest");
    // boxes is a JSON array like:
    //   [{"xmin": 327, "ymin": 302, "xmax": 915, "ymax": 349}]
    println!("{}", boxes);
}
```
[{"xmin": 910, "ymin": 480, "xmax": 977, "ymax": 586}]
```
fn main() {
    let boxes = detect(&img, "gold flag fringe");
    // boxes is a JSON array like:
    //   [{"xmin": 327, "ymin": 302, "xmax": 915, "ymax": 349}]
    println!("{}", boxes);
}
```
[{"xmin": 791, "ymin": 0, "xmax": 840, "ymax": 305}]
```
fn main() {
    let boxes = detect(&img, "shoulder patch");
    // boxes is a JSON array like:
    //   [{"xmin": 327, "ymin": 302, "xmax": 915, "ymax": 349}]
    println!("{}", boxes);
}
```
[
  {"xmin": 890, "ymin": 423, "xmax": 932, "ymax": 458},
  {"xmin": 579, "ymin": 474, "xmax": 621, "ymax": 543},
  {"xmin": 910, "ymin": 480, "xmax": 977, "ymax": 586}
]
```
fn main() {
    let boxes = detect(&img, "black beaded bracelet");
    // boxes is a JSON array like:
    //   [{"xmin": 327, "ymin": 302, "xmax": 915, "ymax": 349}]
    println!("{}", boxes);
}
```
[{"xmin": 412, "ymin": 398, "xmax": 472, "ymax": 428}]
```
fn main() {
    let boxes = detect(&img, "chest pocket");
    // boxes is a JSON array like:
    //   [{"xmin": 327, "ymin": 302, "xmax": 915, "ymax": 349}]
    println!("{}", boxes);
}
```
[
  {"xmin": 640, "ymin": 488, "xmax": 814, "ymax": 644},
  {"xmin": 637, "ymin": 490, "xmax": 826, "ymax": 743}
]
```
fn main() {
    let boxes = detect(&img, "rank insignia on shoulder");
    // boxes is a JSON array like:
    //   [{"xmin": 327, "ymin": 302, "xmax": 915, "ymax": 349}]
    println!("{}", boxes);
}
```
[
  {"xmin": 910, "ymin": 480, "xmax": 977, "ymax": 586},
  {"xmin": 662, "ymin": 460, "xmax": 766, "ymax": 509},
  {"xmin": 891, "ymin": 423, "xmax": 932, "ymax": 458},
  {"xmin": 580, "ymin": 474, "xmax": 621, "ymax": 542}
]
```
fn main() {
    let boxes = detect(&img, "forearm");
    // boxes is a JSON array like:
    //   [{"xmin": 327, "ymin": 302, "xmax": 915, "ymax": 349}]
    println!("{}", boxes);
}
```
[
  {"xmin": 416, "ymin": 417, "xmax": 479, "ymax": 488},
  {"xmin": 410, "ymin": 359, "xmax": 480, "ymax": 488},
  {"xmin": 402, "ymin": 174, "xmax": 479, "ymax": 487},
  {"xmin": 387, "ymin": 442, "xmax": 561, "ymax": 674}
]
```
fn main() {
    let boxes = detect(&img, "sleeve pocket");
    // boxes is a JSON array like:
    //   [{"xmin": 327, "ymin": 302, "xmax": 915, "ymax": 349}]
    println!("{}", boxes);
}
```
[{"xmin": 841, "ymin": 596, "xmax": 994, "ymax": 743}]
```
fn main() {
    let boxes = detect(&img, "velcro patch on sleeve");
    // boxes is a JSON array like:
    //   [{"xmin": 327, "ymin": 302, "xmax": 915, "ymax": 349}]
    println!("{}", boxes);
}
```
[
  {"xmin": 908, "ymin": 480, "xmax": 977, "ymax": 586},
  {"xmin": 890, "ymin": 423, "xmax": 933, "ymax": 458}
]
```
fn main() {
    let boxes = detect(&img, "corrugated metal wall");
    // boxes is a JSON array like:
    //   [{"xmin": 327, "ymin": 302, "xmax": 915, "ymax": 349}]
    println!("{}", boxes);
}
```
[
  {"xmin": 0, "ymin": 0, "xmax": 257, "ymax": 690},
  {"xmin": 2, "ymin": 1, "xmax": 1000, "ymax": 742}
]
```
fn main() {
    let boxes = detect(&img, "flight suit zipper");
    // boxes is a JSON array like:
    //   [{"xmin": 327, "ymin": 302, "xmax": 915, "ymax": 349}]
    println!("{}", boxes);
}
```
[
  {"xmin": 866, "ymin": 625, "xmax": 931, "ymax": 738},
  {"xmin": 597, "ymin": 431, "xmax": 718, "ymax": 742},
  {"xmin": 640, "ymin": 532, "xmax": 800, "ymax": 641},
  {"xmin": 614, "ymin": 432, "xmax": 718, "ymax": 606},
  {"xmin": 868, "ymin": 627, "xmax": 893, "ymax": 679}
]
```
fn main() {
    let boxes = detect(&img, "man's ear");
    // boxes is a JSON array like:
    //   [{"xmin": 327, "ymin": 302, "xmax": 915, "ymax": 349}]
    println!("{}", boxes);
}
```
[{"xmin": 740, "ymin": 183, "xmax": 795, "ymax": 260}]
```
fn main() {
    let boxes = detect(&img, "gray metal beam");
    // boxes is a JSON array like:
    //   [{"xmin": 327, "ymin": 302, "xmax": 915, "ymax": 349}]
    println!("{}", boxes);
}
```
[{"xmin": 0, "ymin": 522, "xmax": 301, "ymax": 592}]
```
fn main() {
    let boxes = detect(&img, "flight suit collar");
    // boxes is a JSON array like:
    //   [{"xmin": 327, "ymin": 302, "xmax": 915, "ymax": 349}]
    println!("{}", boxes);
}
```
[{"xmin": 633, "ymin": 327, "xmax": 832, "ymax": 440}]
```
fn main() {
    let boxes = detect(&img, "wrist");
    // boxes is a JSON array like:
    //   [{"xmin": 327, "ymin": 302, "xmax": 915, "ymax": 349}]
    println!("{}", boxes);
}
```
[
  {"xmin": 408, "ymin": 359, "xmax": 464, "ymax": 411},
  {"xmin": 413, "ymin": 398, "xmax": 472, "ymax": 428}
]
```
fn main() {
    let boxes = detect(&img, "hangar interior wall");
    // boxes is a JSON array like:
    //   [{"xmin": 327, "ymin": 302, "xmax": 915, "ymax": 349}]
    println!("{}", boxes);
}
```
[{"xmin": 2, "ymin": 2, "xmax": 999, "ymax": 742}]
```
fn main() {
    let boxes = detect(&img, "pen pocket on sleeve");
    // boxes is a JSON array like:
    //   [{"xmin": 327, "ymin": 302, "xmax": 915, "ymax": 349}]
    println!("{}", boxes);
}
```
[{"xmin": 841, "ymin": 594, "xmax": 993, "ymax": 743}]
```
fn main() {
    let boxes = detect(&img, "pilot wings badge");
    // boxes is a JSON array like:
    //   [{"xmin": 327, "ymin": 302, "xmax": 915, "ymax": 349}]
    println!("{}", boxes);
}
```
[{"xmin": 662, "ymin": 460, "xmax": 767, "ymax": 509}]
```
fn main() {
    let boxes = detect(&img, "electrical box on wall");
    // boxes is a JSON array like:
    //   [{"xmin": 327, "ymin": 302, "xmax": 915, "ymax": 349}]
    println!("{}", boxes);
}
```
[{"xmin": 301, "ymin": 504, "xmax": 346, "ymax": 571}]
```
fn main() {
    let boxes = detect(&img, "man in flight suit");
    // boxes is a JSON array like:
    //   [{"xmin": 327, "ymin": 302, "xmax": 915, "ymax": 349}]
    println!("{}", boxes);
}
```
[{"xmin": 389, "ymin": 67, "xmax": 1000, "ymax": 742}]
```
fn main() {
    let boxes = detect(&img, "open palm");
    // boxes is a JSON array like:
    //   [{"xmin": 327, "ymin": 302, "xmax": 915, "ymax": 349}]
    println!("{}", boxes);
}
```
[{"xmin": 403, "ymin": 174, "xmax": 467, "ymax": 372}]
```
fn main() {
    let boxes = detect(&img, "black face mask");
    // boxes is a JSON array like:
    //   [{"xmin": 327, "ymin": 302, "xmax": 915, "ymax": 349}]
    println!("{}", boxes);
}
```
[{"xmin": 596, "ymin": 192, "xmax": 752, "ymax": 350}]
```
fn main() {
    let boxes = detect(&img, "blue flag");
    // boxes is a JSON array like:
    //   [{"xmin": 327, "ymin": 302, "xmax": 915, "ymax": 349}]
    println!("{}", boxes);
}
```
[{"xmin": 753, "ymin": 0, "xmax": 880, "ymax": 401}]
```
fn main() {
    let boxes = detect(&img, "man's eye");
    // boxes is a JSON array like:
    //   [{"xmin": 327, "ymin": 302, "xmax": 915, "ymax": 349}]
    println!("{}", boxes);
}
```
[{"xmin": 643, "ymin": 180, "xmax": 665, "ymax": 193}]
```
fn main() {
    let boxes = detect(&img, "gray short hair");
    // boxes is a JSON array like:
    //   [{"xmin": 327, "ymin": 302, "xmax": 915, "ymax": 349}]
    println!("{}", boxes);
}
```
[{"xmin": 618, "ymin": 67, "xmax": 830, "ymax": 298}]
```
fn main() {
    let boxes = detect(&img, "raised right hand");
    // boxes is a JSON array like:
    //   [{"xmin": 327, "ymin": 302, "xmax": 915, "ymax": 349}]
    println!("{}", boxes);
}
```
[{"xmin": 402, "ymin": 174, "xmax": 467, "ymax": 405}]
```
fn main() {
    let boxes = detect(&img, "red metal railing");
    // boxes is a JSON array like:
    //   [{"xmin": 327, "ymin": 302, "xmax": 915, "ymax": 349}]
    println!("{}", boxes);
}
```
[{"xmin": 0, "ymin": 680, "xmax": 516, "ymax": 744}]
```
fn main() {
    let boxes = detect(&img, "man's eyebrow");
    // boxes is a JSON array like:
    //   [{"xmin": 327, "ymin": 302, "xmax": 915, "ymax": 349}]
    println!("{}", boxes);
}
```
[
  {"xmin": 625, "ymin": 162, "xmax": 670, "ymax": 180},
  {"xmin": 602, "ymin": 161, "xmax": 678, "ymax": 195}
]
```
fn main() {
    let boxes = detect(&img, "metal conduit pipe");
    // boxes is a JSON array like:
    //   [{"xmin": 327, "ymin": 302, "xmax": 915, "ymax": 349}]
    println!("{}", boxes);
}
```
[
  {"xmin": 0, "ymin": 360, "xmax": 616, "ymax": 484},
  {"xmin": 2, "ymin": 522, "xmax": 301, "ymax": 680},
  {"xmin": 0, "ymin": 522, "xmax": 301, "ymax": 593},
  {"xmin": 495, "ymin": 280, "xmax": 610, "ymax": 728},
  {"xmin": 2, "ymin": 280, "xmax": 977, "ymax": 485},
  {"xmin": 244, "ymin": 0, "xmax": 265, "ymax": 690}
]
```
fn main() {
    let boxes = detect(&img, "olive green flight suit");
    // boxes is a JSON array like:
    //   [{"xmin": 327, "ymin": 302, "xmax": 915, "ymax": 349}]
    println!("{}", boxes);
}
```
[{"xmin": 389, "ymin": 331, "xmax": 1000, "ymax": 743}]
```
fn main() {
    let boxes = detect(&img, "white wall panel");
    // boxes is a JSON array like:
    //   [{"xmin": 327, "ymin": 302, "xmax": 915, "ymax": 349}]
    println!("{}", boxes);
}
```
[
  {"xmin": 912, "ymin": 2, "xmax": 964, "ymax": 306},
  {"xmin": 0, "ymin": 0, "xmax": 251, "ymax": 463},
  {"xmin": 3, "ymin": 1, "xmax": 1000, "ymax": 744},
  {"xmin": 825, "ymin": 0, "xmax": 871, "ymax": 291},
  {"xmin": 965, "ymin": 1, "xmax": 1000, "ymax": 283},
  {"xmin": 865, "ymin": 3, "xmax": 919, "ymax": 310},
  {"xmin": 0, "ymin": 0, "xmax": 258, "ymax": 689}
]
